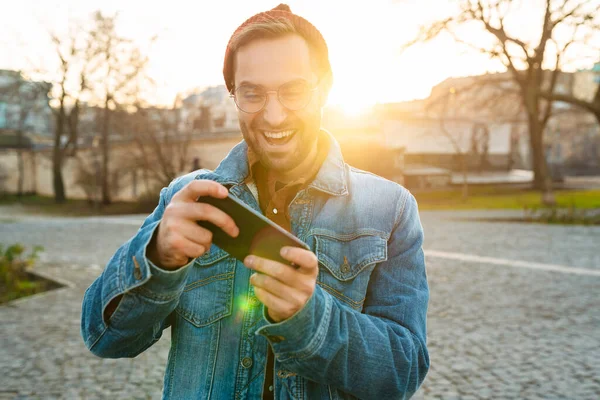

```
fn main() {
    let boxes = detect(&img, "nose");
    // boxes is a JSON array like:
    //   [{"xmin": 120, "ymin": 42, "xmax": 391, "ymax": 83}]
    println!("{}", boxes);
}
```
[{"xmin": 262, "ymin": 92, "xmax": 288, "ymax": 127}]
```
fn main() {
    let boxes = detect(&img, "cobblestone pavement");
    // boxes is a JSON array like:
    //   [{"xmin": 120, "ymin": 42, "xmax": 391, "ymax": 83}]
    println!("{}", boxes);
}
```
[{"xmin": 0, "ymin": 208, "xmax": 599, "ymax": 399}]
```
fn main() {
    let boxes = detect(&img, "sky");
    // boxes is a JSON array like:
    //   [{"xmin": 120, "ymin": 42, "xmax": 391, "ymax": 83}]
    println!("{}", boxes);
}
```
[{"xmin": 1, "ymin": 0, "xmax": 597, "ymax": 113}]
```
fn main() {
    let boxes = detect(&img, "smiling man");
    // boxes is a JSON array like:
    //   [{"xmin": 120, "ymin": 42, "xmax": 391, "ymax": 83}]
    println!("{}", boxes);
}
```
[{"xmin": 81, "ymin": 4, "xmax": 429, "ymax": 399}]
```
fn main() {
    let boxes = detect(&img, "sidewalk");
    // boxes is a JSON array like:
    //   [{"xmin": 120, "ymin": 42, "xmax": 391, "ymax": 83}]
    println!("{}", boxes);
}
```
[
  {"xmin": 1, "ymin": 212, "xmax": 599, "ymax": 399},
  {"xmin": 0, "ymin": 263, "xmax": 169, "ymax": 400}
]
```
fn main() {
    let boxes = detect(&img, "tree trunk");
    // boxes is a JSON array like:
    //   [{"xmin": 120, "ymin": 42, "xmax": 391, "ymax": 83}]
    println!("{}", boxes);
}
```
[
  {"xmin": 101, "ymin": 101, "xmax": 111, "ymax": 205},
  {"xmin": 53, "ymin": 110, "xmax": 67, "ymax": 203},
  {"xmin": 13, "ymin": 128, "xmax": 25, "ymax": 197},
  {"xmin": 17, "ymin": 149, "xmax": 24, "ymax": 197},
  {"xmin": 461, "ymin": 153, "xmax": 468, "ymax": 201},
  {"xmin": 53, "ymin": 132, "xmax": 66, "ymax": 203},
  {"xmin": 527, "ymin": 113, "xmax": 555, "ymax": 205}
]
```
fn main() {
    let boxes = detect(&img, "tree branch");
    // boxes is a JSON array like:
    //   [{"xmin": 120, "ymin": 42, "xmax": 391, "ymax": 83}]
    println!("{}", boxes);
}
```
[
  {"xmin": 540, "ymin": 91, "xmax": 600, "ymax": 115},
  {"xmin": 552, "ymin": 0, "xmax": 593, "ymax": 27}
]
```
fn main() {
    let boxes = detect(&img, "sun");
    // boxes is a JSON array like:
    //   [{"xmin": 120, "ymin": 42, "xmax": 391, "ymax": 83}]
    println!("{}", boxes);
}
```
[
  {"xmin": 327, "ymin": 86, "xmax": 376, "ymax": 117},
  {"xmin": 339, "ymin": 99, "xmax": 375, "ymax": 117}
]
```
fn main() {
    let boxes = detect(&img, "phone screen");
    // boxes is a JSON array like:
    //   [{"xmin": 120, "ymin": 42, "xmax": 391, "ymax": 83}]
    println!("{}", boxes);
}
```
[{"xmin": 196, "ymin": 194, "xmax": 310, "ymax": 267}]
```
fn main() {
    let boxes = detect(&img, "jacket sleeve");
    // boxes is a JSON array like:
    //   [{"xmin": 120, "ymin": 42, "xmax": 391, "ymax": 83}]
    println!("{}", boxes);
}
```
[
  {"xmin": 80, "ymin": 184, "xmax": 194, "ymax": 358},
  {"xmin": 256, "ymin": 191, "xmax": 430, "ymax": 399}
]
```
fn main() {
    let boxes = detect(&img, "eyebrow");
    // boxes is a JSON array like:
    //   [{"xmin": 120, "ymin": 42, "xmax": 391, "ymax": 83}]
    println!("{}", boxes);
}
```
[{"xmin": 237, "ymin": 78, "xmax": 308, "ymax": 88}]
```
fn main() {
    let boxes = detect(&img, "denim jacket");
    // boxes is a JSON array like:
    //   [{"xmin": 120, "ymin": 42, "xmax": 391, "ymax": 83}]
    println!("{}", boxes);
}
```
[{"xmin": 81, "ymin": 131, "xmax": 430, "ymax": 399}]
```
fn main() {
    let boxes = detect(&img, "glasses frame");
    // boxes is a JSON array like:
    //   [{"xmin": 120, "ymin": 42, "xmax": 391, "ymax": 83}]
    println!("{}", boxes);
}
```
[{"xmin": 229, "ymin": 81, "xmax": 320, "ymax": 114}]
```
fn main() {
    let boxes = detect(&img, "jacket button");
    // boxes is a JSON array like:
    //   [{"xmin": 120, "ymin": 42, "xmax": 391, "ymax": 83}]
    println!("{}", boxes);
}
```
[
  {"xmin": 268, "ymin": 335, "xmax": 285, "ymax": 343},
  {"xmin": 241, "ymin": 357, "xmax": 253, "ymax": 368},
  {"xmin": 340, "ymin": 256, "xmax": 350, "ymax": 274},
  {"xmin": 132, "ymin": 256, "xmax": 143, "ymax": 280}
]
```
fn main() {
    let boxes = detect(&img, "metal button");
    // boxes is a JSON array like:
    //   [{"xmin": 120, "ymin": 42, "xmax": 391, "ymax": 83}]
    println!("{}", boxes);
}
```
[
  {"xmin": 268, "ymin": 385, "xmax": 273, "ymax": 392},
  {"xmin": 340, "ymin": 256, "xmax": 350, "ymax": 274},
  {"xmin": 132, "ymin": 256, "xmax": 142, "ymax": 280},
  {"xmin": 277, "ymin": 370, "xmax": 297, "ymax": 379},
  {"xmin": 241, "ymin": 357, "xmax": 253, "ymax": 368},
  {"xmin": 272, "ymin": 208, "xmax": 278, "ymax": 214},
  {"xmin": 249, "ymin": 297, "xmax": 260, "ymax": 306},
  {"xmin": 267, "ymin": 335, "xmax": 285, "ymax": 343}
]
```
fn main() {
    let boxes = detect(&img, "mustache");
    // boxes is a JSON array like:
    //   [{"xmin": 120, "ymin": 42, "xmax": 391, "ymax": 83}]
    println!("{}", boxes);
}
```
[
  {"xmin": 251, "ymin": 119, "xmax": 299, "ymax": 132},
  {"xmin": 252, "ymin": 125, "xmax": 297, "ymax": 131}
]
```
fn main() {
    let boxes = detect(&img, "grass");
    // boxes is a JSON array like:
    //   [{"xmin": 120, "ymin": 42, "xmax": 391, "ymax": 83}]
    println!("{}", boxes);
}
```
[
  {"xmin": 413, "ymin": 186, "xmax": 600, "ymax": 210},
  {"xmin": 0, "ymin": 194, "xmax": 157, "ymax": 216},
  {"xmin": 1, "ymin": 187, "xmax": 599, "ymax": 216}
]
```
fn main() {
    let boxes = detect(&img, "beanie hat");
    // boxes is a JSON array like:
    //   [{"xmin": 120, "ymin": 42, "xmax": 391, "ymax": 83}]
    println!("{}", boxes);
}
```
[{"xmin": 223, "ymin": 3, "xmax": 332, "ymax": 93}]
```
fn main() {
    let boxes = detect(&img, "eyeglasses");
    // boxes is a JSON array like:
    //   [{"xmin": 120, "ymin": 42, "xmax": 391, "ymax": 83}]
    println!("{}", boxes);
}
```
[{"xmin": 230, "ymin": 80, "xmax": 319, "ymax": 114}]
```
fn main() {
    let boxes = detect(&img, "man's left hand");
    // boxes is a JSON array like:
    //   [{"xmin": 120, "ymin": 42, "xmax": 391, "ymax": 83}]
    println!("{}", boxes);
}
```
[{"xmin": 244, "ymin": 247, "xmax": 318, "ymax": 323}]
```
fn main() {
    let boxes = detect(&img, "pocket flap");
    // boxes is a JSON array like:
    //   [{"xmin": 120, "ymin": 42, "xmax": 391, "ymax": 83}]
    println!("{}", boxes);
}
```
[
  {"xmin": 314, "ymin": 233, "xmax": 387, "ymax": 281},
  {"xmin": 194, "ymin": 244, "xmax": 229, "ymax": 266}
]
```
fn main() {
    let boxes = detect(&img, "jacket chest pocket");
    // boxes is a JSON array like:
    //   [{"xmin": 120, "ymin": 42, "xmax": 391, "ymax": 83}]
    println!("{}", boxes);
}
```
[
  {"xmin": 314, "ymin": 232, "xmax": 387, "ymax": 311},
  {"xmin": 175, "ymin": 245, "xmax": 235, "ymax": 327}
]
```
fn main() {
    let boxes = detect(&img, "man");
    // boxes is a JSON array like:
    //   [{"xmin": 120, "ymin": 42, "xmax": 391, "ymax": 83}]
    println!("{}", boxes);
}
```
[{"xmin": 81, "ymin": 4, "xmax": 429, "ymax": 399}]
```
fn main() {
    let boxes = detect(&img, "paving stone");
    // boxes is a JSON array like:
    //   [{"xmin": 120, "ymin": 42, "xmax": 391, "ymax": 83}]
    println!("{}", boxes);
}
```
[{"xmin": 1, "ymin": 211, "xmax": 599, "ymax": 399}]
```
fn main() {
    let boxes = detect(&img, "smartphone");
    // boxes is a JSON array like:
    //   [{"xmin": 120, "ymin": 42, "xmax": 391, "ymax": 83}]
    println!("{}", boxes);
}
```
[{"xmin": 196, "ymin": 193, "xmax": 310, "ymax": 268}]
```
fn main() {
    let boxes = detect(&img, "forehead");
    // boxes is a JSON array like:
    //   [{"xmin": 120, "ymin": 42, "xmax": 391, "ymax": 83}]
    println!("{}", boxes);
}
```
[{"xmin": 234, "ymin": 34, "xmax": 316, "ymax": 88}]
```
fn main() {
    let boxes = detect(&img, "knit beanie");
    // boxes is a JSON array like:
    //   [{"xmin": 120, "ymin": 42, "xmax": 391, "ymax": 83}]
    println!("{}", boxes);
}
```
[{"xmin": 223, "ymin": 4, "xmax": 332, "ymax": 93}]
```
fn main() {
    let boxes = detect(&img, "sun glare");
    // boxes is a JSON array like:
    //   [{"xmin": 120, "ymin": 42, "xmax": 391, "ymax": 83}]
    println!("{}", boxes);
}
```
[
  {"xmin": 327, "ymin": 84, "xmax": 377, "ymax": 117},
  {"xmin": 338, "ymin": 100, "xmax": 375, "ymax": 117}
]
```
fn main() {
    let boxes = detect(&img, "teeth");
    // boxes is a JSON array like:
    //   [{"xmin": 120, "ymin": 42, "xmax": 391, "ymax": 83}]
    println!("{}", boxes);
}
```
[{"xmin": 263, "ymin": 130, "xmax": 294, "ymax": 139}]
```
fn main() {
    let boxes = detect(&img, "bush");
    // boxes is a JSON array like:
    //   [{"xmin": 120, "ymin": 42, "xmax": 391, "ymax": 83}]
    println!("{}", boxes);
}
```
[{"xmin": 0, "ymin": 243, "xmax": 46, "ymax": 303}]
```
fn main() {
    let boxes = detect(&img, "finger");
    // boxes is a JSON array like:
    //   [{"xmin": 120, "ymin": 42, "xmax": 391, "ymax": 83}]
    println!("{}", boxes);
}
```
[
  {"xmin": 168, "ymin": 232, "xmax": 206, "ymax": 259},
  {"xmin": 244, "ymin": 256, "xmax": 293, "ymax": 284},
  {"xmin": 173, "ymin": 218, "xmax": 214, "ymax": 246},
  {"xmin": 175, "ymin": 179, "xmax": 229, "ymax": 202},
  {"xmin": 250, "ymin": 273, "xmax": 306, "ymax": 303},
  {"xmin": 280, "ymin": 247, "xmax": 319, "ymax": 276},
  {"xmin": 194, "ymin": 202, "xmax": 240, "ymax": 238},
  {"xmin": 253, "ymin": 286, "xmax": 294, "ymax": 320},
  {"xmin": 167, "ymin": 201, "xmax": 239, "ymax": 238}
]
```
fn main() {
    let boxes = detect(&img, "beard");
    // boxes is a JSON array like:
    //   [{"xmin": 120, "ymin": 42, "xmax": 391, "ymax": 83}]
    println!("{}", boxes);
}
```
[{"xmin": 239, "ymin": 115, "xmax": 320, "ymax": 174}]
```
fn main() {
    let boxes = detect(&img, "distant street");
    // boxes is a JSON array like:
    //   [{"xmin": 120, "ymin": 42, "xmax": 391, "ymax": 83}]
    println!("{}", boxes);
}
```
[{"xmin": 0, "ymin": 208, "xmax": 599, "ymax": 399}]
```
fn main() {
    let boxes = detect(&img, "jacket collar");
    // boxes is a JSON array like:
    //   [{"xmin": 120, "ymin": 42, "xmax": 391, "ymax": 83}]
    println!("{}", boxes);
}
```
[{"xmin": 204, "ymin": 129, "xmax": 348, "ymax": 196}]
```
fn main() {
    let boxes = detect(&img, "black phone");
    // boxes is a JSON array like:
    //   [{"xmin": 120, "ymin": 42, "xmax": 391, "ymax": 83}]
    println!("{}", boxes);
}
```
[{"xmin": 196, "ymin": 193, "xmax": 310, "ymax": 268}]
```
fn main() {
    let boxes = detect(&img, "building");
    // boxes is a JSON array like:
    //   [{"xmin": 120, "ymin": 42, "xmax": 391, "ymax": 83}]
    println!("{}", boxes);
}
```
[
  {"xmin": 179, "ymin": 85, "xmax": 238, "ymax": 133},
  {"xmin": 0, "ymin": 70, "xmax": 53, "ymax": 142},
  {"xmin": 422, "ymin": 70, "xmax": 600, "ymax": 180},
  {"xmin": 573, "ymin": 61, "xmax": 600, "ymax": 102},
  {"xmin": 323, "ymin": 90, "xmax": 532, "ymax": 190}
]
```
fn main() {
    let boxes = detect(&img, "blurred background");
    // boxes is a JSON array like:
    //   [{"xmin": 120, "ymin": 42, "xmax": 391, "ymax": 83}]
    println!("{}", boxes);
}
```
[
  {"xmin": 0, "ymin": 0, "xmax": 599, "ymax": 210},
  {"xmin": 0, "ymin": 1, "xmax": 599, "ymax": 399}
]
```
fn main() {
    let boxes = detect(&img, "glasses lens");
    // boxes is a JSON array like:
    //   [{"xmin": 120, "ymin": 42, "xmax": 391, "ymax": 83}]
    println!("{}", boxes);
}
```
[
  {"xmin": 279, "ymin": 81, "xmax": 312, "ymax": 110},
  {"xmin": 235, "ymin": 86, "xmax": 266, "ymax": 113}
]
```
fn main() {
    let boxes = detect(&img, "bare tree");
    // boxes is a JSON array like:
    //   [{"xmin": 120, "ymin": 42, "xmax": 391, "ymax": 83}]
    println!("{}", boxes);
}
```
[
  {"xmin": 125, "ymin": 97, "xmax": 193, "ymax": 192},
  {"xmin": 86, "ymin": 11, "xmax": 152, "ymax": 205},
  {"xmin": 47, "ymin": 28, "xmax": 96, "ymax": 203},
  {"xmin": 426, "ymin": 89, "xmax": 472, "ymax": 200},
  {"xmin": 403, "ymin": 0, "xmax": 600, "ymax": 205},
  {"xmin": 541, "ymin": 64, "xmax": 600, "ymax": 125}
]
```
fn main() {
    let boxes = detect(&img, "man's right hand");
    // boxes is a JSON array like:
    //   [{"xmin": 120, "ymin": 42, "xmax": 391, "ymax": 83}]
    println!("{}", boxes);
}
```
[{"xmin": 147, "ymin": 180, "xmax": 239, "ymax": 270}]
